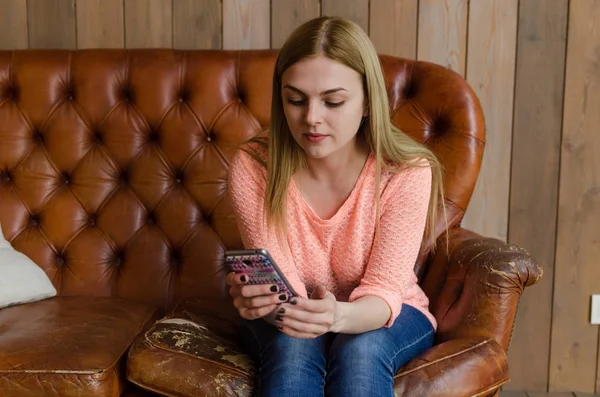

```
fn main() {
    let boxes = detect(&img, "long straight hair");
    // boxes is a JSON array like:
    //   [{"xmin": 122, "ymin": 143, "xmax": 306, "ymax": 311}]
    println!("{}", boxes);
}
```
[{"xmin": 243, "ymin": 16, "xmax": 447, "ymax": 249}]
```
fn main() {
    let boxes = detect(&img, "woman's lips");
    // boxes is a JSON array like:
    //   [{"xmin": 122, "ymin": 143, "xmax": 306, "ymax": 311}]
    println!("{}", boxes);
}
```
[{"xmin": 305, "ymin": 134, "xmax": 327, "ymax": 143}]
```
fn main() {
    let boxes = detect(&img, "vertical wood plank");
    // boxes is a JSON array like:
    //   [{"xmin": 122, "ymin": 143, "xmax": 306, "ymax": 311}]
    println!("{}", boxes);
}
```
[
  {"xmin": 271, "ymin": 0, "xmax": 320, "ymax": 49},
  {"xmin": 417, "ymin": 0, "xmax": 467, "ymax": 76},
  {"xmin": 505, "ymin": 0, "xmax": 569, "ymax": 391},
  {"xmin": 173, "ymin": 0, "xmax": 221, "ymax": 49},
  {"xmin": 550, "ymin": 0, "xmax": 600, "ymax": 392},
  {"xmin": 461, "ymin": 0, "xmax": 518, "ymax": 242},
  {"xmin": 28, "ymin": 0, "xmax": 76, "ymax": 49},
  {"xmin": 76, "ymin": 0, "xmax": 124, "ymax": 48},
  {"xmin": 124, "ymin": 0, "xmax": 172, "ymax": 48},
  {"xmin": 321, "ymin": 0, "xmax": 369, "ymax": 33},
  {"xmin": 0, "ymin": 0, "xmax": 28, "ymax": 49},
  {"xmin": 223, "ymin": 0, "xmax": 270, "ymax": 50},
  {"xmin": 369, "ymin": 0, "xmax": 418, "ymax": 58}
]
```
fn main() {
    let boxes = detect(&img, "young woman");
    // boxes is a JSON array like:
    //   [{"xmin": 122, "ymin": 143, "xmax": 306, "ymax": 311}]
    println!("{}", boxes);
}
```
[{"xmin": 226, "ymin": 16, "xmax": 445, "ymax": 397}]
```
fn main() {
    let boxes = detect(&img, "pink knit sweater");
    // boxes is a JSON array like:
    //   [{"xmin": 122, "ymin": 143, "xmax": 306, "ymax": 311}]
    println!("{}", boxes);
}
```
[{"xmin": 228, "ymin": 146, "xmax": 436, "ymax": 329}]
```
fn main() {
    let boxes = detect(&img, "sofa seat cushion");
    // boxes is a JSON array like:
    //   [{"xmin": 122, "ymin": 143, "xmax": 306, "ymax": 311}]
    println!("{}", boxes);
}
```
[
  {"xmin": 0, "ymin": 296, "xmax": 160, "ymax": 397},
  {"xmin": 127, "ymin": 298, "xmax": 253, "ymax": 397}
]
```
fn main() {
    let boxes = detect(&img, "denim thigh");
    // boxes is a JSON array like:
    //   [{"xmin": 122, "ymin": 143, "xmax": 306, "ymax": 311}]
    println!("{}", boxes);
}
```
[
  {"xmin": 326, "ymin": 304, "xmax": 434, "ymax": 397},
  {"xmin": 240, "ymin": 304, "xmax": 434, "ymax": 397},
  {"xmin": 241, "ymin": 317, "xmax": 331, "ymax": 397}
]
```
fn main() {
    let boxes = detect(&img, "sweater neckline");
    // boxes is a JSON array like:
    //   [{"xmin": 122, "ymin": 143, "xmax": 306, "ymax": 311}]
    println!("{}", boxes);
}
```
[{"xmin": 289, "ymin": 153, "xmax": 374, "ymax": 224}]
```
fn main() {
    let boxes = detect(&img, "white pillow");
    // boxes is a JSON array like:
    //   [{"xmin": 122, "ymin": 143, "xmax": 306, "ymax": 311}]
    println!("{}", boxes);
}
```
[{"xmin": 0, "ymin": 223, "xmax": 57, "ymax": 309}]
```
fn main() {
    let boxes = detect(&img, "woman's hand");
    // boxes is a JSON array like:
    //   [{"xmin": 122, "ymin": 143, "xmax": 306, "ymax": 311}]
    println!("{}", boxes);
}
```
[
  {"xmin": 274, "ymin": 285, "xmax": 339, "ymax": 338},
  {"xmin": 226, "ymin": 272, "xmax": 289, "ymax": 320}
]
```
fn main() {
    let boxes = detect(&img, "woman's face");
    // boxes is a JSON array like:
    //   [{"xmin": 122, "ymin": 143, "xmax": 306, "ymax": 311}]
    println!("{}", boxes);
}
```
[{"xmin": 281, "ymin": 55, "xmax": 368, "ymax": 160}]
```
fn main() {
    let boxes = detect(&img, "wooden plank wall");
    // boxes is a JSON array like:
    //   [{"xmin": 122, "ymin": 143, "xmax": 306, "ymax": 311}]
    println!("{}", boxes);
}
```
[{"xmin": 0, "ymin": 0, "xmax": 598, "ymax": 393}]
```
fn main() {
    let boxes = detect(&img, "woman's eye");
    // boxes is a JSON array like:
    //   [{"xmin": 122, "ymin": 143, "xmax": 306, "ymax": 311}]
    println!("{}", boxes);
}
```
[
  {"xmin": 326, "ymin": 101, "xmax": 345, "ymax": 108},
  {"xmin": 286, "ymin": 98, "xmax": 305, "ymax": 106}
]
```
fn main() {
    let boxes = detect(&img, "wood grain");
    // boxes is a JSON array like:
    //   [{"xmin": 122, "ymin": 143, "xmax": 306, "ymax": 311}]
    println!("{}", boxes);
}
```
[
  {"xmin": 498, "ymin": 392, "xmax": 528, "ymax": 397},
  {"xmin": 461, "ymin": 0, "xmax": 518, "ymax": 242},
  {"xmin": 173, "ymin": 0, "xmax": 221, "ymax": 49},
  {"xmin": 27, "ymin": 0, "xmax": 76, "ymax": 49},
  {"xmin": 0, "ymin": 0, "xmax": 28, "ymax": 49},
  {"xmin": 271, "ymin": 0, "xmax": 319, "ymax": 49},
  {"xmin": 321, "ymin": 0, "xmax": 369, "ymax": 33},
  {"xmin": 417, "ymin": 0, "xmax": 467, "ymax": 75},
  {"xmin": 76, "ymin": 0, "xmax": 124, "ymax": 48},
  {"xmin": 223, "ymin": 0, "xmax": 270, "ymax": 49},
  {"xmin": 124, "ymin": 0, "xmax": 172, "ymax": 48},
  {"xmin": 369, "ymin": 0, "xmax": 418, "ymax": 58},
  {"xmin": 550, "ymin": 0, "xmax": 600, "ymax": 393},
  {"xmin": 505, "ymin": 0, "xmax": 568, "ymax": 391}
]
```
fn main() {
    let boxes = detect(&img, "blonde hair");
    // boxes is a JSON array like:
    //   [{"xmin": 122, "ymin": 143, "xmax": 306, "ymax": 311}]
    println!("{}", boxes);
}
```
[{"xmin": 243, "ymin": 16, "xmax": 446, "ymax": 250}]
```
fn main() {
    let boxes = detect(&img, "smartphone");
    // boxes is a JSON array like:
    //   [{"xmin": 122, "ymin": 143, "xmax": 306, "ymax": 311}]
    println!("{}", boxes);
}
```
[{"xmin": 224, "ymin": 249, "xmax": 298, "ymax": 299}]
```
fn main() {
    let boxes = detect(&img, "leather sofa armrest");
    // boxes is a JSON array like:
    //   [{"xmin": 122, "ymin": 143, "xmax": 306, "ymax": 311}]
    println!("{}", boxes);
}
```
[
  {"xmin": 394, "ymin": 337, "xmax": 508, "ymax": 397},
  {"xmin": 426, "ymin": 227, "xmax": 543, "ymax": 350}
]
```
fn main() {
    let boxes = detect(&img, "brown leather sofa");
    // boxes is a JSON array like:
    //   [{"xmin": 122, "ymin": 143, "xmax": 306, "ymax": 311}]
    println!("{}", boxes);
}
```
[{"xmin": 0, "ymin": 49, "xmax": 542, "ymax": 397}]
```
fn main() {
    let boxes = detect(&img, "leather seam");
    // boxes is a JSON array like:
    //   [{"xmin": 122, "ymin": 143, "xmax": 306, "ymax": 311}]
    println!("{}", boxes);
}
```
[
  {"xmin": 469, "ymin": 378, "xmax": 510, "ymax": 397},
  {"xmin": 393, "ymin": 338, "xmax": 493, "ymax": 378}
]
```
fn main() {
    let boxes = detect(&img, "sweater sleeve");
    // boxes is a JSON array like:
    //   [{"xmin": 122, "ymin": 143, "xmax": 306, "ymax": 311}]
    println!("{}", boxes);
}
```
[
  {"xmin": 348, "ymin": 162, "xmax": 432, "ymax": 327},
  {"xmin": 227, "ymin": 148, "xmax": 308, "ymax": 298}
]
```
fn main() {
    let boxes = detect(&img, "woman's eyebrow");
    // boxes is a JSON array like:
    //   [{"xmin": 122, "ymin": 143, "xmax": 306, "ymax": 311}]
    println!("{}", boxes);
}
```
[{"xmin": 283, "ymin": 84, "xmax": 348, "ymax": 95}]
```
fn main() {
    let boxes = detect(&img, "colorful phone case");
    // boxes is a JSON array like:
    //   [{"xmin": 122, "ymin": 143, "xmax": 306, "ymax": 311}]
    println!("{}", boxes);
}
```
[{"xmin": 224, "ymin": 249, "xmax": 298, "ymax": 298}]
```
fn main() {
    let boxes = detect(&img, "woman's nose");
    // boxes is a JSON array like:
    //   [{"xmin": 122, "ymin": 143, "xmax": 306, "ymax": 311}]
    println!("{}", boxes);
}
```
[{"xmin": 305, "ymin": 102, "xmax": 322, "ymax": 126}]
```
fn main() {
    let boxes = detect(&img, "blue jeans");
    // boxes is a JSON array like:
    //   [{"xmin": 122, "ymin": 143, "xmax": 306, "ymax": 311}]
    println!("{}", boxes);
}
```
[{"xmin": 241, "ymin": 303, "xmax": 434, "ymax": 397}]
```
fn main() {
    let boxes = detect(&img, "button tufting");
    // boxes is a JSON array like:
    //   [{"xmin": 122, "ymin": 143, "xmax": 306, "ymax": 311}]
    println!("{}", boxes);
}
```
[
  {"xmin": 175, "ymin": 171, "xmax": 184, "ymax": 184},
  {"xmin": 114, "ymin": 252, "xmax": 123, "ymax": 268},
  {"xmin": 34, "ymin": 131, "xmax": 44, "ymax": 143},
  {"xmin": 62, "ymin": 173, "xmax": 70, "ymax": 185},
  {"xmin": 148, "ymin": 130, "xmax": 160, "ymax": 143},
  {"xmin": 1, "ymin": 170, "xmax": 11, "ymax": 183},
  {"xmin": 206, "ymin": 135, "xmax": 212, "ymax": 142},
  {"xmin": 56, "ymin": 253, "xmax": 66, "ymax": 266},
  {"xmin": 122, "ymin": 88, "xmax": 132, "ymax": 102},
  {"xmin": 120, "ymin": 170, "xmax": 129, "ymax": 183},
  {"xmin": 29, "ymin": 214, "xmax": 40, "ymax": 227},
  {"xmin": 147, "ymin": 212, "xmax": 156, "ymax": 225},
  {"xmin": 88, "ymin": 215, "xmax": 96, "ymax": 227},
  {"xmin": 7, "ymin": 86, "xmax": 18, "ymax": 101},
  {"xmin": 171, "ymin": 251, "xmax": 182, "ymax": 267},
  {"xmin": 432, "ymin": 115, "xmax": 451, "ymax": 136}
]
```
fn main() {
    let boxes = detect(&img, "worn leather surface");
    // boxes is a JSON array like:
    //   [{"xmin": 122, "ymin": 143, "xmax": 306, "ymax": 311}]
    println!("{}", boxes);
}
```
[
  {"xmin": 0, "ymin": 49, "xmax": 541, "ymax": 396},
  {"xmin": 0, "ymin": 296, "xmax": 160, "ymax": 397}
]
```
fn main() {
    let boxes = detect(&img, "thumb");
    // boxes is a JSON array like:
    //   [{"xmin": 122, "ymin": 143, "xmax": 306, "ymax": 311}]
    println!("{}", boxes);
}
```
[{"xmin": 310, "ymin": 285, "xmax": 329, "ymax": 300}]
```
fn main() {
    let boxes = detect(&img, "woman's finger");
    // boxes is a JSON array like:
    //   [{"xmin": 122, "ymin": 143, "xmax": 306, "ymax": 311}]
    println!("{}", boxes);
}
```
[
  {"xmin": 275, "ymin": 315, "xmax": 329, "ymax": 337},
  {"xmin": 240, "ymin": 304, "xmax": 279, "ymax": 320},
  {"xmin": 225, "ymin": 272, "xmax": 248, "ymax": 286}
]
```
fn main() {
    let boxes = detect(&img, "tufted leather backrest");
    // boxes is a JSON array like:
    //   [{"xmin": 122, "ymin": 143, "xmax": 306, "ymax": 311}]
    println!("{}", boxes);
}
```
[{"xmin": 0, "ymin": 49, "xmax": 484, "ymax": 309}]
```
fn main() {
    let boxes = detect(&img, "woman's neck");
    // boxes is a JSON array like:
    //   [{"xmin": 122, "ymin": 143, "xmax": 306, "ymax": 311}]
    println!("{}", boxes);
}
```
[{"xmin": 300, "ymin": 138, "xmax": 371, "ymax": 185}]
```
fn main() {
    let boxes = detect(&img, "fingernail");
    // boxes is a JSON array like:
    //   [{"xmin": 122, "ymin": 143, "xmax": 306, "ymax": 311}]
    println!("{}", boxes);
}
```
[
  {"xmin": 278, "ymin": 294, "xmax": 287, "ymax": 301},
  {"xmin": 270, "ymin": 285, "xmax": 278, "ymax": 293},
  {"xmin": 240, "ymin": 275, "xmax": 247, "ymax": 282},
  {"xmin": 290, "ymin": 299, "xmax": 297, "ymax": 305},
  {"xmin": 276, "ymin": 315, "xmax": 283, "ymax": 321},
  {"xmin": 276, "ymin": 325, "xmax": 283, "ymax": 330},
  {"xmin": 278, "ymin": 307, "xmax": 285, "ymax": 314}
]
